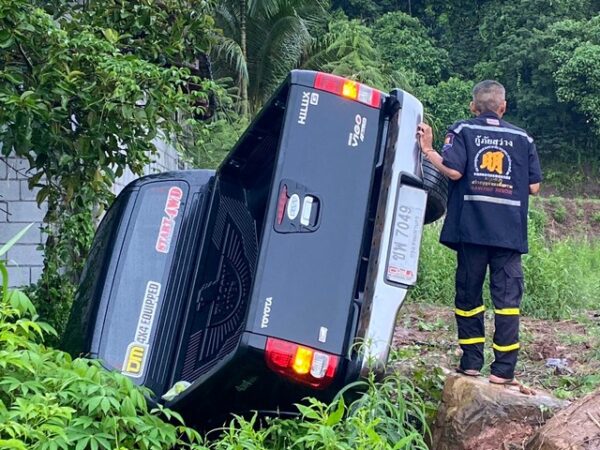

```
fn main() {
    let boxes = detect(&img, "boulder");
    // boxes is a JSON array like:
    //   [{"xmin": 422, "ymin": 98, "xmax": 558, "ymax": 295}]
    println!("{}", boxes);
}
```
[
  {"xmin": 431, "ymin": 374, "xmax": 569, "ymax": 450},
  {"xmin": 526, "ymin": 389, "xmax": 600, "ymax": 450}
]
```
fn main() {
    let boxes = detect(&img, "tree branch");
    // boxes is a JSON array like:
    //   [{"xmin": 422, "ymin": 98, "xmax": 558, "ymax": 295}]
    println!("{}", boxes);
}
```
[{"xmin": 17, "ymin": 42, "xmax": 34, "ymax": 74}]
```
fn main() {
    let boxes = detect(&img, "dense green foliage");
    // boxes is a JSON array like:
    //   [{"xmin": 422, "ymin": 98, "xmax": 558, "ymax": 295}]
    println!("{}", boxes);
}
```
[
  {"xmin": 334, "ymin": 0, "xmax": 600, "ymax": 163},
  {"xmin": 1, "ymin": 1, "xmax": 599, "ymax": 446},
  {"xmin": 197, "ymin": 375, "xmax": 430, "ymax": 449},
  {"xmin": 413, "ymin": 201, "xmax": 600, "ymax": 319},
  {"xmin": 0, "ymin": 228, "xmax": 207, "ymax": 450},
  {"xmin": 1, "ymin": 228, "xmax": 430, "ymax": 449}
]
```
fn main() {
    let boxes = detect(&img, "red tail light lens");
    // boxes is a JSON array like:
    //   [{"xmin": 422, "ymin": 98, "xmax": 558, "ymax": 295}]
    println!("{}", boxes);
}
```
[
  {"xmin": 265, "ymin": 338, "xmax": 339, "ymax": 389},
  {"xmin": 314, "ymin": 73, "xmax": 382, "ymax": 108},
  {"xmin": 276, "ymin": 184, "xmax": 288, "ymax": 224}
]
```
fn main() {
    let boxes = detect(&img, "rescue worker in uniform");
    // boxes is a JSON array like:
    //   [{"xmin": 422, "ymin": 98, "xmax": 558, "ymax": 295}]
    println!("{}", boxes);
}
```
[{"xmin": 417, "ymin": 80, "xmax": 542, "ymax": 385}]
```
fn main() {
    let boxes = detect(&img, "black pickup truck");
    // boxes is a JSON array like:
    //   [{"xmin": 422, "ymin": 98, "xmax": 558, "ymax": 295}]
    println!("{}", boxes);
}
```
[{"xmin": 64, "ymin": 70, "xmax": 447, "ymax": 424}]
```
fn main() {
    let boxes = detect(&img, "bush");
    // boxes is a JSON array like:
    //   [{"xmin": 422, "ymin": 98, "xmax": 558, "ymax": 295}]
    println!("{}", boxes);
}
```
[
  {"xmin": 201, "ymin": 373, "xmax": 429, "ymax": 450},
  {"xmin": 1, "ymin": 227, "xmax": 430, "ymax": 449},
  {"xmin": 0, "ymin": 228, "xmax": 205, "ymax": 450}
]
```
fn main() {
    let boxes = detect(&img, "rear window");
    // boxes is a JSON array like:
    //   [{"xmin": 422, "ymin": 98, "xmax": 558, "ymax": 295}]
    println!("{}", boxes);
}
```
[{"xmin": 64, "ymin": 192, "xmax": 130, "ymax": 355}]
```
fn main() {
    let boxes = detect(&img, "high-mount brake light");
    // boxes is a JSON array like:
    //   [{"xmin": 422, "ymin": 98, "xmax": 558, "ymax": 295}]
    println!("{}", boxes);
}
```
[
  {"xmin": 265, "ymin": 338, "xmax": 339, "ymax": 389},
  {"xmin": 314, "ymin": 73, "xmax": 381, "ymax": 108}
]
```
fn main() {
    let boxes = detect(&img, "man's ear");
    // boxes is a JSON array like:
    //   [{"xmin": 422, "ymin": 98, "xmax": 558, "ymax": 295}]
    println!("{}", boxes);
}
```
[
  {"xmin": 498, "ymin": 101, "xmax": 507, "ymax": 117},
  {"xmin": 469, "ymin": 101, "xmax": 478, "ymax": 115}
]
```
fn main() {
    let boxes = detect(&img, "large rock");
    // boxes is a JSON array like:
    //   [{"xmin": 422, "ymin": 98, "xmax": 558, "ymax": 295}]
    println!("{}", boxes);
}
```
[
  {"xmin": 526, "ymin": 389, "xmax": 600, "ymax": 449},
  {"xmin": 432, "ymin": 374, "xmax": 569, "ymax": 450}
]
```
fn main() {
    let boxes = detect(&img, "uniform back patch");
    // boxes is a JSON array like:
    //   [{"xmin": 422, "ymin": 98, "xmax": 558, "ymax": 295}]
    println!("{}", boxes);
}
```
[{"xmin": 486, "ymin": 118, "xmax": 500, "ymax": 126}]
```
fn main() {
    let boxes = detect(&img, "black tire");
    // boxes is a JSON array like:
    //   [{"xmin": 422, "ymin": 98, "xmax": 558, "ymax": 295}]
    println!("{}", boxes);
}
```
[{"xmin": 422, "ymin": 158, "xmax": 448, "ymax": 224}]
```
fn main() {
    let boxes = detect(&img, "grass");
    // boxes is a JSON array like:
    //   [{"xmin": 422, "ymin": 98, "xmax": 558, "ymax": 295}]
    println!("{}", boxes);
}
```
[
  {"xmin": 200, "ymin": 372, "xmax": 431, "ymax": 449},
  {"xmin": 412, "ymin": 202, "xmax": 600, "ymax": 319}
]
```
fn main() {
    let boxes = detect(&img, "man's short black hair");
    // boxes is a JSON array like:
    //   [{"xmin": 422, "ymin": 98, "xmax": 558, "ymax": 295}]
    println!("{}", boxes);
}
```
[{"xmin": 472, "ymin": 80, "xmax": 505, "ymax": 113}]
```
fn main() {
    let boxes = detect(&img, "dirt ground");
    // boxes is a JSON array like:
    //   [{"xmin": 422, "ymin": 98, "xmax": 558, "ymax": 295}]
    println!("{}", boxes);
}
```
[
  {"xmin": 392, "ymin": 303, "xmax": 600, "ymax": 400},
  {"xmin": 537, "ymin": 197, "xmax": 600, "ymax": 241}
]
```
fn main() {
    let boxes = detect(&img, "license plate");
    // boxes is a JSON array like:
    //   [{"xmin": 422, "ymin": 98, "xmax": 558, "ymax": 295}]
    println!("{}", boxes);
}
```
[{"xmin": 385, "ymin": 184, "xmax": 427, "ymax": 286}]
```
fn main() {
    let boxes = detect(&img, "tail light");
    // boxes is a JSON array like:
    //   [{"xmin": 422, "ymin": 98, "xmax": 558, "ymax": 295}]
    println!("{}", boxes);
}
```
[
  {"xmin": 265, "ymin": 338, "xmax": 339, "ymax": 389},
  {"xmin": 314, "ymin": 73, "xmax": 382, "ymax": 108},
  {"xmin": 276, "ymin": 184, "xmax": 288, "ymax": 224}
]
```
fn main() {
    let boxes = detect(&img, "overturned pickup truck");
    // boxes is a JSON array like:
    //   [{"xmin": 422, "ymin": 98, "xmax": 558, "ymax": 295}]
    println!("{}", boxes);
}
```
[{"xmin": 63, "ymin": 70, "xmax": 447, "ymax": 424}]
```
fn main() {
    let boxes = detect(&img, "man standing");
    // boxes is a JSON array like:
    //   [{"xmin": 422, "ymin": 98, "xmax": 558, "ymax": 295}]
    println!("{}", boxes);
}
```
[{"xmin": 417, "ymin": 80, "xmax": 542, "ymax": 385}]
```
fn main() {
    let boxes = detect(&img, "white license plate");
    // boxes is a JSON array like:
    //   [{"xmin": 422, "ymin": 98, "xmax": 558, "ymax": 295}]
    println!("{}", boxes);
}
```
[{"xmin": 385, "ymin": 184, "xmax": 427, "ymax": 286}]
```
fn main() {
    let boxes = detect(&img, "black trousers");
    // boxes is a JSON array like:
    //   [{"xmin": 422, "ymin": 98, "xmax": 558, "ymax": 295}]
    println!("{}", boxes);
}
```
[{"xmin": 455, "ymin": 243, "xmax": 523, "ymax": 379}]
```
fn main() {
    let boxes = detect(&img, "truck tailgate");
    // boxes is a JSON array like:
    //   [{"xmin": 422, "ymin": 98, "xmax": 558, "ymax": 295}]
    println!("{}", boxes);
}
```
[{"xmin": 248, "ymin": 83, "xmax": 384, "ymax": 355}]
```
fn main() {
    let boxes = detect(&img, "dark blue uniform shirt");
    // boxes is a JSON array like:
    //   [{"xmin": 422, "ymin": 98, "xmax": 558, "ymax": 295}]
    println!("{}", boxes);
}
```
[{"xmin": 440, "ymin": 112, "xmax": 542, "ymax": 254}]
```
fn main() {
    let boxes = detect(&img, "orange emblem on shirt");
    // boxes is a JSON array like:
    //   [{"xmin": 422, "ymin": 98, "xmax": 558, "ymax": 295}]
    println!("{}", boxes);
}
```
[{"xmin": 480, "ymin": 151, "xmax": 504, "ymax": 175}]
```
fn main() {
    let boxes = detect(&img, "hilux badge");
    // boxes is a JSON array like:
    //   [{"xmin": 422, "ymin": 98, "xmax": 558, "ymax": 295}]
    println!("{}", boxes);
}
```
[{"xmin": 298, "ymin": 92, "xmax": 310, "ymax": 125}]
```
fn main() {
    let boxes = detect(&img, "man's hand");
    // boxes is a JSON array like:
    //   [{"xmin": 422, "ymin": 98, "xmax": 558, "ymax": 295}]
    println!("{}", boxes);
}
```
[
  {"xmin": 416, "ymin": 122, "xmax": 463, "ymax": 181},
  {"xmin": 529, "ymin": 183, "xmax": 540, "ymax": 195},
  {"xmin": 417, "ymin": 122, "xmax": 434, "ymax": 154}
]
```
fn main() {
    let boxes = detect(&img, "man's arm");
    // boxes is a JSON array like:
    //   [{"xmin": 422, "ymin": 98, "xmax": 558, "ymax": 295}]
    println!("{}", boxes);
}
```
[
  {"xmin": 417, "ymin": 122, "xmax": 463, "ymax": 180},
  {"xmin": 528, "ymin": 141, "xmax": 542, "ymax": 195}
]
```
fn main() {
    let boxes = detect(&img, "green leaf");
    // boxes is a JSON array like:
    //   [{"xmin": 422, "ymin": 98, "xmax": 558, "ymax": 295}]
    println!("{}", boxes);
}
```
[
  {"xmin": 392, "ymin": 433, "xmax": 419, "ymax": 449},
  {"xmin": 295, "ymin": 403, "xmax": 321, "ymax": 420},
  {"xmin": 36, "ymin": 186, "xmax": 50, "ymax": 205},
  {"xmin": 0, "ymin": 35, "xmax": 14, "ymax": 49},
  {"xmin": 19, "ymin": 91, "xmax": 35, "ymax": 101},
  {"xmin": 8, "ymin": 290, "xmax": 37, "ymax": 316},
  {"xmin": 0, "ymin": 224, "xmax": 34, "ymax": 257},
  {"xmin": 325, "ymin": 396, "xmax": 345, "ymax": 426},
  {"xmin": 101, "ymin": 28, "xmax": 119, "ymax": 44},
  {"xmin": 87, "ymin": 396, "xmax": 103, "ymax": 414},
  {"xmin": 75, "ymin": 437, "xmax": 90, "ymax": 450},
  {"xmin": 0, "ymin": 439, "xmax": 27, "ymax": 450}
]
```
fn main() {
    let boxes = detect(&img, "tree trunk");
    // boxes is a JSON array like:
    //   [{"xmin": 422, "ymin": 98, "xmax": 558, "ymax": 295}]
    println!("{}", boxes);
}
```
[
  {"xmin": 239, "ymin": 0, "xmax": 249, "ymax": 117},
  {"xmin": 526, "ymin": 389, "xmax": 600, "ymax": 449}
]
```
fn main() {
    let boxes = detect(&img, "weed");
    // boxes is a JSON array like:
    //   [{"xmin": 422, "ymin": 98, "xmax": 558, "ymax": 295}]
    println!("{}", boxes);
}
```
[
  {"xmin": 592, "ymin": 211, "xmax": 600, "ymax": 224},
  {"xmin": 552, "ymin": 204, "xmax": 568, "ymax": 223},
  {"xmin": 414, "ymin": 203, "xmax": 600, "ymax": 320},
  {"xmin": 552, "ymin": 373, "xmax": 600, "ymax": 400},
  {"xmin": 556, "ymin": 332, "xmax": 588, "ymax": 346},
  {"xmin": 417, "ymin": 317, "xmax": 449, "ymax": 332}
]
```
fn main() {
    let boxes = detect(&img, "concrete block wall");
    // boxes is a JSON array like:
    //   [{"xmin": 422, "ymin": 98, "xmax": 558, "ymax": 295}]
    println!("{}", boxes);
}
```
[
  {"xmin": 111, "ymin": 139, "xmax": 185, "ymax": 195},
  {"xmin": 0, "ymin": 157, "xmax": 47, "ymax": 288},
  {"xmin": 1, "ymin": 142, "xmax": 186, "ymax": 287}
]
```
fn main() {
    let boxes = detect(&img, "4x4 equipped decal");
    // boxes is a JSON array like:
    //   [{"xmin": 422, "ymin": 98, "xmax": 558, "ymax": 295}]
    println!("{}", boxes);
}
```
[{"xmin": 122, "ymin": 281, "xmax": 162, "ymax": 378}]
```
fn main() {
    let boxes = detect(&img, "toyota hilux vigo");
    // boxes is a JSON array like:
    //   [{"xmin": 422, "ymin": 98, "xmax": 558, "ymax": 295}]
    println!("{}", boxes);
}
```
[{"xmin": 63, "ymin": 70, "xmax": 447, "ymax": 424}]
